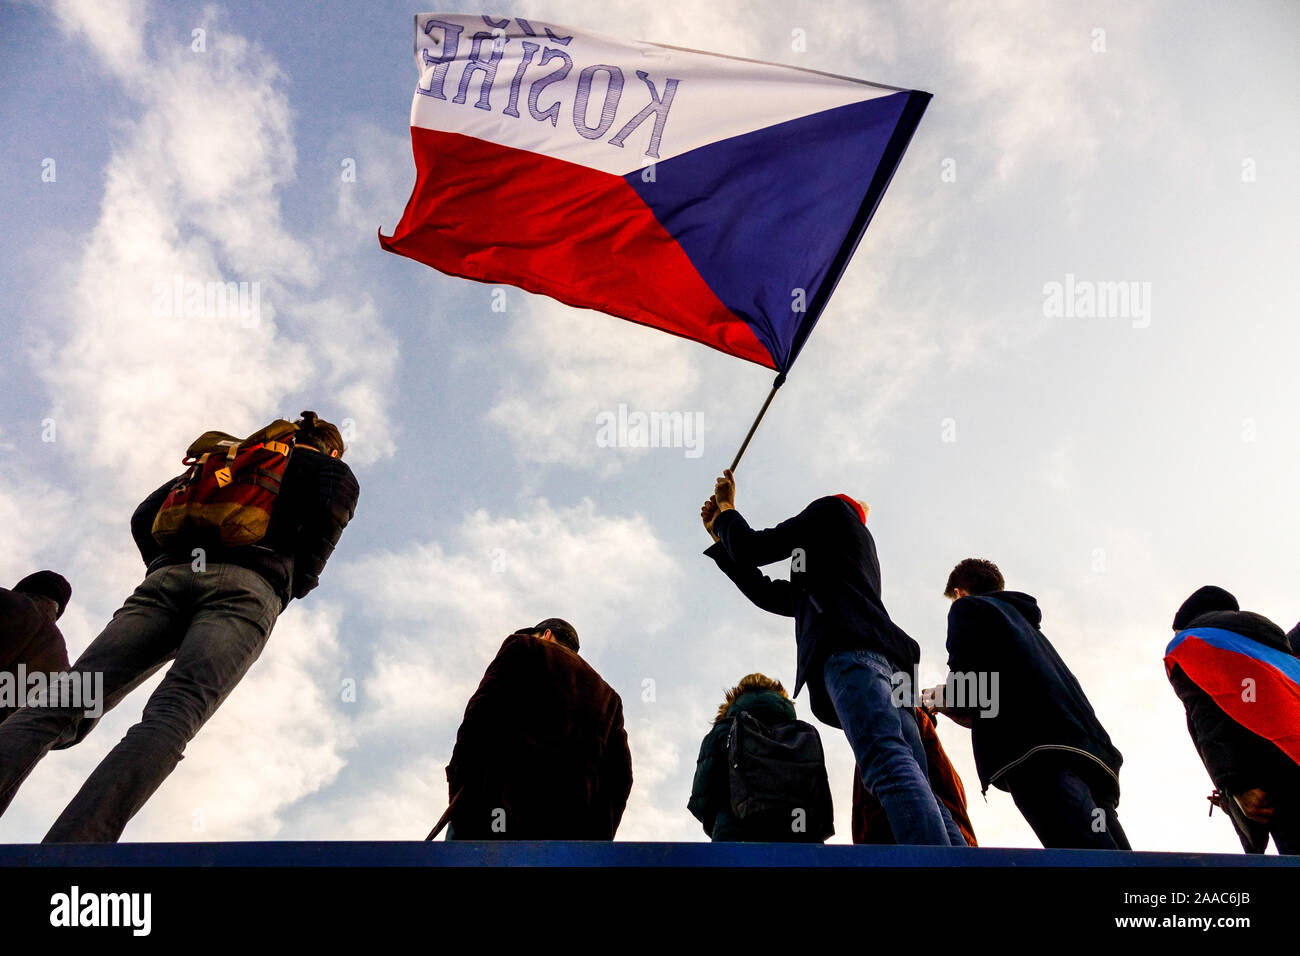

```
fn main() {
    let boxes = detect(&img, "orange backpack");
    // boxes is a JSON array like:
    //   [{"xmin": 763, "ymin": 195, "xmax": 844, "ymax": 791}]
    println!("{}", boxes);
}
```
[{"xmin": 151, "ymin": 419, "xmax": 298, "ymax": 548}]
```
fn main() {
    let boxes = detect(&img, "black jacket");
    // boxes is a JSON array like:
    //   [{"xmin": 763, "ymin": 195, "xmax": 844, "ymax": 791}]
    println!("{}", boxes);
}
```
[
  {"xmin": 1168, "ymin": 609, "xmax": 1300, "ymax": 801},
  {"xmin": 1, "ymin": 588, "xmax": 72, "ymax": 724},
  {"xmin": 705, "ymin": 497, "xmax": 920, "ymax": 727},
  {"xmin": 687, "ymin": 690, "xmax": 829, "ymax": 842},
  {"xmin": 130, "ymin": 446, "xmax": 359, "ymax": 608},
  {"xmin": 946, "ymin": 591, "xmax": 1122, "ymax": 799},
  {"xmin": 446, "ymin": 632, "xmax": 633, "ymax": 840}
]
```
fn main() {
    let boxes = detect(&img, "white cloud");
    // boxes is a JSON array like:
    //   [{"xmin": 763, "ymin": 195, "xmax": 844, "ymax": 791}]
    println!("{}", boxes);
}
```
[
  {"xmin": 0, "ymin": 602, "xmax": 356, "ymax": 842},
  {"xmin": 913, "ymin": 0, "xmax": 1151, "ymax": 183},
  {"xmin": 485, "ymin": 301, "xmax": 705, "ymax": 474},
  {"xmin": 292, "ymin": 497, "xmax": 693, "ymax": 837},
  {"xmin": 51, "ymin": 0, "xmax": 148, "ymax": 80},
  {"xmin": 0, "ymin": 0, "xmax": 394, "ymax": 842},
  {"xmin": 343, "ymin": 496, "xmax": 681, "ymax": 661},
  {"xmin": 6, "ymin": 0, "xmax": 1297, "ymax": 860},
  {"xmin": 126, "ymin": 602, "xmax": 355, "ymax": 840},
  {"xmin": 35, "ymin": 0, "xmax": 397, "ymax": 504}
]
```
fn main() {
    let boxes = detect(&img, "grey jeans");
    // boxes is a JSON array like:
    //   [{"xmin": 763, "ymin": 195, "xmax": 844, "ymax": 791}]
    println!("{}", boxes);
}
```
[{"xmin": 0, "ymin": 563, "xmax": 280, "ymax": 842}]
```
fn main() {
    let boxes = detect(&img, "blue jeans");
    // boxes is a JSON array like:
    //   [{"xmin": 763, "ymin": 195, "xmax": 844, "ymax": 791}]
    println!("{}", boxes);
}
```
[
  {"xmin": 824, "ymin": 648, "xmax": 965, "ymax": 846},
  {"xmin": 0, "ymin": 563, "xmax": 280, "ymax": 842}
]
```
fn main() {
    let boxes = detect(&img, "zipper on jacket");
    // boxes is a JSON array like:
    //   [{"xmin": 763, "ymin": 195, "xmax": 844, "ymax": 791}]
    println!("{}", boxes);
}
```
[{"xmin": 982, "ymin": 744, "xmax": 1120, "ymax": 797}]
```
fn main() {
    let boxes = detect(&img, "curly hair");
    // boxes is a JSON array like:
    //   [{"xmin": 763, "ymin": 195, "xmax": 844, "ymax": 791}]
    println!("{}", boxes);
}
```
[
  {"xmin": 944, "ymin": 558, "xmax": 1005, "ymax": 598},
  {"xmin": 714, "ymin": 672, "xmax": 789, "ymax": 723}
]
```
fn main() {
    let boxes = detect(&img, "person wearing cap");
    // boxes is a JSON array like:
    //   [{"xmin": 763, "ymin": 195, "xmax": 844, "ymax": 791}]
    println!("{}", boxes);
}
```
[
  {"xmin": 0, "ymin": 412, "xmax": 359, "ymax": 843},
  {"xmin": 700, "ymin": 469, "xmax": 966, "ymax": 847},
  {"xmin": 1, "ymin": 572, "xmax": 73, "ymax": 725},
  {"xmin": 1165, "ymin": 585, "xmax": 1300, "ymax": 854},
  {"xmin": 439, "ymin": 619, "xmax": 633, "ymax": 840}
]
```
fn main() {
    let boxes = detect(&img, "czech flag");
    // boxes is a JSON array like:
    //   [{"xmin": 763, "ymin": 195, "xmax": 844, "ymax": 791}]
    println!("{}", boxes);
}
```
[
  {"xmin": 380, "ymin": 14, "xmax": 930, "ymax": 374},
  {"xmin": 1166, "ymin": 627, "xmax": 1300, "ymax": 766}
]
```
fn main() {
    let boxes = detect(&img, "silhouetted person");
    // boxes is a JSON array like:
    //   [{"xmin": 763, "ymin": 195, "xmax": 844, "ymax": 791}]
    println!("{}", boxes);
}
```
[
  {"xmin": 0, "ymin": 412, "xmax": 358, "ymax": 842},
  {"xmin": 441, "ymin": 620, "xmax": 632, "ymax": 840},
  {"xmin": 701, "ymin": 470, "xmax": 965, "ymax": 846},
  {"xmin": 688, "ymin": 673, "xmax": 833, "ymax": 842},
  {"xmin": 1165, "ymin": 585, "xmax": 1300, "ymax": 854},
  {"xmin": 1, "ymin": 572, "xmax": 73, "ymax": 725},
  {"xmin": 927, "ymin": 558, "xmax": 1128, "ymax": 850},
  {"xmin": 853, "ymin": 707, "xmax": 977, "ymax": 847}
]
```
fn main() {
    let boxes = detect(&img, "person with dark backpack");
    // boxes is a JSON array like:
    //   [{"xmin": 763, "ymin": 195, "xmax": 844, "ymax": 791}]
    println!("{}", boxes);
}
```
[
  {"xmin": 0, "ymin": 411, "xmax": 358, "ymax": 842},
  {"xmin": 689, "ymin": 673, "xmax": 833, "ymax": 842}
]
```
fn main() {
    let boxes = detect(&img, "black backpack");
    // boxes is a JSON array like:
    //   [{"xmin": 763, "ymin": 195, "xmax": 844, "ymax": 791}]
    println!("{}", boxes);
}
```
[{"xmin": 727, "ymin": 710, "xmax": 834, "ymax": 841}]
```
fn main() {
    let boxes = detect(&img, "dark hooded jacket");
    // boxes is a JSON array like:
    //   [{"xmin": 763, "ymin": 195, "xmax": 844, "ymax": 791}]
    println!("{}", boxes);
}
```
[
  {"xmin": 0, "ymin": 588, "xmax": 72, "ymax": 724},
  {"xmin": 705, "ymin": 496, "xmax": 921, "ymax": 727},
  {"xmin": 946, "ymin": 591, "xmax": 1122, "ymax": 800},
  {"xmin": 688, "ymin": 689, "xmax": 832, "ymax": 842},
  {"xmin": 446, "ymin": 632, "xmax": 633, "ymax": 840},
  {"xmin": 1168, "ymin": 609, "xmax": 1300, "ymax": 801},
  {"xmin": 130, "ymin": 446, "xmax": 359, "ymax": 609}
]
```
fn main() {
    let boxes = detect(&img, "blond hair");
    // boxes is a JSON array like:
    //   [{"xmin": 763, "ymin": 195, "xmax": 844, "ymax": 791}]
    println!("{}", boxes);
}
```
[{"xmin": 714, "ymin": 673, "xmax": 789, "ymax": 723}]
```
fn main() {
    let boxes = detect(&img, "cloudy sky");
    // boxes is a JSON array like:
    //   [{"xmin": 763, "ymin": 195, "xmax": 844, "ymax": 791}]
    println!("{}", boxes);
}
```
[{"xmin": 1, "ymin": 0, "xmax": 1297, "ymax": 852}]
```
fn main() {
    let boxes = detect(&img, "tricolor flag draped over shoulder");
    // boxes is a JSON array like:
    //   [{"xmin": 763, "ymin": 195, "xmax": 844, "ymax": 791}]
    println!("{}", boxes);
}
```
[
  {"xmin": 380, "ymin": 14, "xmax": 931, "ymax": 374},
  {"xmin": 1166, "ymin": 627, "xmax": 1300, "ymax": 766}
]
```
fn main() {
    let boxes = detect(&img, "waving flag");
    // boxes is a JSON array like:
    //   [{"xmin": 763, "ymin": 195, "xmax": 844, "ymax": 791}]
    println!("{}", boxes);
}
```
[
  {"xmin": 380, "ymin": 14, "xmax": 930, "ymax": 373},
  {"xmin": 1166, "ymin": 627, "xmax": 1300, "ymax": 766}
]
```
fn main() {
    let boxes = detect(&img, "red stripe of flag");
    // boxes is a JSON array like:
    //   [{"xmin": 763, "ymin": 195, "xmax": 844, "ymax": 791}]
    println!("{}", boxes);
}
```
[{"xmin": 379, "ymin": 127, "xmax": 774, "ymax": 367}]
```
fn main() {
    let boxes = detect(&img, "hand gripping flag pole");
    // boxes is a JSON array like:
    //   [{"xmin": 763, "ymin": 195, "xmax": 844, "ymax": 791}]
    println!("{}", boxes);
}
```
[{"xmin": 729, "ymin": 373, "xmax": 786, "ymax": 472}]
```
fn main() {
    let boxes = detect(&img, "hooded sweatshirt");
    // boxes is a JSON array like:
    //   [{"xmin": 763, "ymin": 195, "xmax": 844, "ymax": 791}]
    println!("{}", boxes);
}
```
[
  {"xmin": 687, "ymin": 689, "xmax": 832, "ymax": 842},
  {"xmin": 946, "ymin": 591, "xmax": 1123, "ymax": 799},
  {"xmin": 1168, "ymin": 609, "xmax": 1300, "ymax": 799}
]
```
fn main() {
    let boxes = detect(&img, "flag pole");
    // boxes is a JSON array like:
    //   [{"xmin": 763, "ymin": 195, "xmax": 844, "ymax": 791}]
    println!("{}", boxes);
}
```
[{"xmin": 728, "ymin": 373, "xmax": 787, "ymax": 472}]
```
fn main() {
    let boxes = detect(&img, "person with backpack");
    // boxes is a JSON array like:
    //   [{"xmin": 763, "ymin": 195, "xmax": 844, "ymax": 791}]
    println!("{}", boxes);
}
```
[
  {"xmin": 0, "ymin": 411, "xmax": 358, "ymax": 842},
  {"xmin": 926, "ymin": 558, "xmax": 1128, "ymax": 850},
  {"xmin": 1165, "ymin": 585, "xmax": 1300, "ymax": 854},
  {"xmin": 434, "ymin": 619, "xmax": 632, "ymax": 840},
  {"xmin": 688, "ymin": 673, "xmax": 833, "ymax": 842},
  {"xmin": 700, "ymin": 470, "xmax": 966, "ymax": 846},
  {"xmin": 1, "ymin": 572, "xmax": 73, "ymax": 725}
]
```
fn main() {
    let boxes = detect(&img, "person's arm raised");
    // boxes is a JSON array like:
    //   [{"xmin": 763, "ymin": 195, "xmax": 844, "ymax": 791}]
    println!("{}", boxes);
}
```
[
  {"xmin": 704, "ymin": 540, "xmax": 796, "ymax": 617},
  {"xmin": 710, "ymin": 470, "xmax": 820, "ymax": 568}
]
